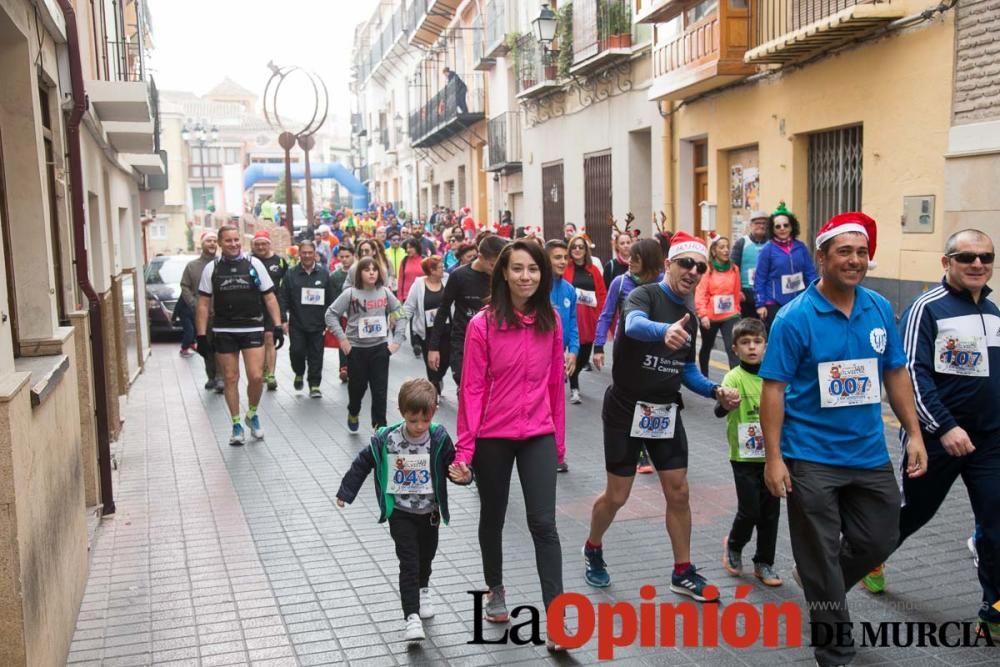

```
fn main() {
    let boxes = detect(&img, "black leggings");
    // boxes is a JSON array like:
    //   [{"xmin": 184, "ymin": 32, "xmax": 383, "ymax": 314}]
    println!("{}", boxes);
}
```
[
  {"xmin": 346, "ymin": 343, "xmax": 390, "ymax": 428},
  {"xmin": 569, "ymin": 342, "xmax": 593, "ymax": 391},
  {"xmin": 420, "ymin": 327, "xmax": 451, "ymax": 395},
  {"xmin": 473, "ymin": 435, "xmax": 563, "ymax": 608},
  {"xmin": 388, "ymin": 510, "xmax": 439, "ymax": 619},
  {"xmin": 698, "ymin": 319, "xmax": 738, "ymax": 376}
]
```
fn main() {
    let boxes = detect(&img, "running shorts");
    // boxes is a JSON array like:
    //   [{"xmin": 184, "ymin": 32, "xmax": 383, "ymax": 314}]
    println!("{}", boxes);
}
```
[{"xmin": 601, "ymin": 385, "xmax": 688, "ymax": 476}]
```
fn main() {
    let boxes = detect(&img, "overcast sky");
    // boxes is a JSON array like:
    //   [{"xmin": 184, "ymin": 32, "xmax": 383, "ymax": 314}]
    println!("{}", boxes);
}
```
[{"xmin": 147, "ymin": 0, "xmax": 376, "ymax": 134}]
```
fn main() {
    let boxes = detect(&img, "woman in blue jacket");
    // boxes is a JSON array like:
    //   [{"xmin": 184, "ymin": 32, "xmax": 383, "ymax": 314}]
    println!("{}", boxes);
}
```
[{"xmin": 752, "ymin": 202, "xmax": 817, "ymax": 331}]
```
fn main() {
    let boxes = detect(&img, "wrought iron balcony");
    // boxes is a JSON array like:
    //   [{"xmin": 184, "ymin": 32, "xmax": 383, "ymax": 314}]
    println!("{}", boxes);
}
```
[
  {"xmin": 407, "ymin": 0, "xmax": 462, "ymax": 48},
  {"xmin": 485, "ymin": 112, "xmax": 522, "ymax": 172},
  {"xmin": 408, "ymin": 74, "xmax": 486, "ymax": 148},
  {"xmin": 513, "ymin": 34, "xmax": 562, "ymax": 99},
  {"xmin": 570, "ymin": 0, "xmax": 636, "ymax": 76}
]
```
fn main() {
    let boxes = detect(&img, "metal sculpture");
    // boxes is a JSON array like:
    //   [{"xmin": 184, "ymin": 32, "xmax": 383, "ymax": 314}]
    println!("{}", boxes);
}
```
[{"xmin": 263, "ymin": 61, "xmax": 330, "ymax": 230}]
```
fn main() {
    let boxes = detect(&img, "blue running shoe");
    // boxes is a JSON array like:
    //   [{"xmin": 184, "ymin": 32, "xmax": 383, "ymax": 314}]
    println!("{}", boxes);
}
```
[
  {"xmin": 347, "ymin": 414, "xmax": 360, "ymax": 433},
  {"xmin": 244, "ymin": 414, "xmax": 264, "ymax": 439},
  {"xmin": 670, "ymin": 565, "xmax": 718, "ymax": 602},
  {"xmin": 583, "ymin": 544, "xmax": 611, "ymax": 587},
  {"xmin": 229, "ymin": 423, "xmax": 245, "ymax": 447}
]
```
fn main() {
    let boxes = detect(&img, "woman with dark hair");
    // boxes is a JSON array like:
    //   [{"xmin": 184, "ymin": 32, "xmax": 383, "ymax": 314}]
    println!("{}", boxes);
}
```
[
  {"xmin": 345, "ymin": 238, "xmax": 397, "ymax": 291},
  {"xmin": 694, "ymin": 235, "xmax": 741, "ymax": 375},
  {"xmin": 325, "ymin": 256, "xmax": 407, "ymax": 432},
  {"xmin": 397, "ymin": 238, "xmax": 425, "ymax": 301},
  {"xmin": 752, "ymin": 202, "xmax": 817, "ymax": 330},
  {"xmin": 603, "ymin": 231, "xmax": 633, "ymax": 288},
  {"xmin": 402, "ymin": 255, "xmax": 450, "ymax": 398},
  {"xmin": 450, "ymin": 240, "xmax": 566, "ymax": 650},
  {"xmin": 566, "ymin": 233, "xmax": 607, "ymax": 404}
]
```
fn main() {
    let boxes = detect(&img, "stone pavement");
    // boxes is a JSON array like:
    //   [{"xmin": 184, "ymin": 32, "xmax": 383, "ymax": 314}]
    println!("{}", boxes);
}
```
[{"xmin": 67, "ymin": 342, "xmax": 989, "ymax": 666}]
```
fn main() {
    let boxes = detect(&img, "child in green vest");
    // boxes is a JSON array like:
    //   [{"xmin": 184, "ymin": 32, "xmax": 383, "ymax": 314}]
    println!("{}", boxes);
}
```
[{"xmin": 715, "ymin": 318, "xmax": 783, "ymax": 587}]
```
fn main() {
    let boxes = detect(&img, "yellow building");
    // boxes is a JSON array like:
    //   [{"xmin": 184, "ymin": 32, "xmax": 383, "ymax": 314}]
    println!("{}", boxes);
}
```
[{"xmin": 645, "ymin": 0, "xmax": 958, "ymax": 309}]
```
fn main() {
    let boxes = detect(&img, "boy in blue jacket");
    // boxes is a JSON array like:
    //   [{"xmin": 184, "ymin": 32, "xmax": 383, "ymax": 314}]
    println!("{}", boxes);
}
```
[{"xmin": 336, "ymin": 379, "xmax": 471, "ymax": 642}]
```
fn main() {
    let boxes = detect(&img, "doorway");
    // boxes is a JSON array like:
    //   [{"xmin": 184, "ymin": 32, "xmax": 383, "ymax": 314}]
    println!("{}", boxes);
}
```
[
  {"xmin": 692, "ymin": 141, "xmax": 708, "ymax": 238},
  {"xmin": 584, "ymin": 152, "xmax": 612, "ymax": 256},
  {"xmin": 542, "ymin": 162, "xmax": 564, "ymax": 240}
]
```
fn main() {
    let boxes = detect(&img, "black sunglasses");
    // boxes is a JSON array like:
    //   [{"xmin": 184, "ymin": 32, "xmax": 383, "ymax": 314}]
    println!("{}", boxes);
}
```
[
  {"xmin": 948, "ymin": 252, "xmax": 994, "ymax": 264},
  {"xmin": 674, "ymin": 257, "xmax": 708, "ymax": 274}
]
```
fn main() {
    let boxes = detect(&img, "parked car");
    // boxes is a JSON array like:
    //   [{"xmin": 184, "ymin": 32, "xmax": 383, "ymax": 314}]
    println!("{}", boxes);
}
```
[{"xmin": 145, "ymin": 254, "xmax": 197, "ymax": 336}]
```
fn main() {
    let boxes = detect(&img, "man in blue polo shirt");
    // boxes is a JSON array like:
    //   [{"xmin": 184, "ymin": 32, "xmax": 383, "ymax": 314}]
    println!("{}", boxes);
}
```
[{"xmin": 760, "ymin": 213, "xmax": 927, "ymax": 667}]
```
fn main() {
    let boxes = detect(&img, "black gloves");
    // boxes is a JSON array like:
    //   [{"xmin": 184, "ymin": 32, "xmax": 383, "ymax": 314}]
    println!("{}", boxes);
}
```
[
  {"xmin": 196, "ymin": 335, "xmax": 213, "ymax": 357},
  {"xmin": 273, "ymin": 325, "xmax": 285, "ymax": 350}
]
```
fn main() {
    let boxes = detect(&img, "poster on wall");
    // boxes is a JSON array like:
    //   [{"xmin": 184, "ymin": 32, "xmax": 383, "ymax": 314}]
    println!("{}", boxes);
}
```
[
  {"xmin": 743, "ymin": 168, "xmax": 760, "ymax": 213},
  {"xmin": 730, "ymin": 165, "xmax": 744, "ymax": 208}
]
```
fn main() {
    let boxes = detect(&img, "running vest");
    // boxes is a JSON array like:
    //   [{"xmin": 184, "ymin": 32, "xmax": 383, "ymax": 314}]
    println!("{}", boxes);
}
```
[
  {"xmin": 211, "ymin": 257, "xmax": 265, "ymax": 329},
  {"xmin": 739, "ymin": 236, "xmax": 766, "ymax": 288}
]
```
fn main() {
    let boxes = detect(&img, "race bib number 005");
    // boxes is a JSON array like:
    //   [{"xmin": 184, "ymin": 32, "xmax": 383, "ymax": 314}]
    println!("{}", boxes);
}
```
[
  {"xmin": 358, "ymin": 315, "xmax": 387, "ymax": 339},
  {"xmin": 818, "ymin": 358, "xmax": 880, "ymax": 408},
  {"xmin": 934, "ymin": 335, "xmax": 988, "ymax": 377},
  {"xmin": 738, "ymin": 422, "xmax": 765, "ymax": 458},
  {"xmin": 630, "ymin": 402, "xmax": 677, "ymax": 439},
  {"xmin": 387, "ymin": 453, "xmax": 432, "ymax": 495}
]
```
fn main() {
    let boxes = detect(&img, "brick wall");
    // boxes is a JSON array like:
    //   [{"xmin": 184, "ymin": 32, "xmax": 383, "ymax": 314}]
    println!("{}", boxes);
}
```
[{"xmin": 954, "ymin": 0, "xmax": 1000, "ymax": 124}]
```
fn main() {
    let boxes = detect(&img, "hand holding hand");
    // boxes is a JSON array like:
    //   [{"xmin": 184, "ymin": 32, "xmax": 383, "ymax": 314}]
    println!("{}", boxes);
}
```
[
  {"xmin": 449, "ymin": 462, "xmax": 472, "ymax": 484},
  {"xmin": 717, "ymin": 387, "xmax": 741, "ymax": 411},
  {"xmin": 665, "ymin": 313, "xmax": 692, "ymax": 351}
]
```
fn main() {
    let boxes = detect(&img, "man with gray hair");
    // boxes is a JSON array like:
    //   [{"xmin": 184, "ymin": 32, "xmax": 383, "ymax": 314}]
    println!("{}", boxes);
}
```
[
  {"xmin": 731, "ymin": 211, "xmax": 769, "ymax": 319},
  {"xmin": 865, "ymin": 229, "xmax": 1000, "ymax": 636}
]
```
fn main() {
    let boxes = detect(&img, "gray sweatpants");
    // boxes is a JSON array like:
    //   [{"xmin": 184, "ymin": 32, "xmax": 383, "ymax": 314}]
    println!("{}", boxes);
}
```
[{"xmin": 786, "ymin": 459, "xmax": 900, "ymax": 667}]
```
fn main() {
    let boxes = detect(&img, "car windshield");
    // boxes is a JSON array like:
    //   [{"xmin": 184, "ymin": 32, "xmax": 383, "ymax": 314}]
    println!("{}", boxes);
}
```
[{"xmin": 145, "ymin": 257, "xmax": 188, "ymax": 285}]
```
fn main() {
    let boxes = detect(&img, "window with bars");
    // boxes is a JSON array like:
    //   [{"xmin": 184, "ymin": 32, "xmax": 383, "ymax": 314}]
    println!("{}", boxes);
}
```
[{"xmin": 808, "ymin": 125, "xmax": 862, "ymax": 243}]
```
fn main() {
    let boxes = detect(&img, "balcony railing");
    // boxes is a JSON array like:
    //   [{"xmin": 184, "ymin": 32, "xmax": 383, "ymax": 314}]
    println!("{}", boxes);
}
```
[
  {"xmin": 486, "ymin": 112, "xmax": 522, "ymax": 171},
  {"xmin": 106, "ymin": 39, "xmax": 145, "ymax": 82},
  {"xmin": 408, "ymin": 74, "xmax": 485, "ymax": 147},
  {"xmin": 573, "ymin": 0, "xmax": 635, "ymax": 64},
  {"xmin": 513, "ymin": 34, "xmax": 561, "ymax": 95},
  {"xmin": 652, "ymin": 13, "xmax": 719, "ymax": 79},
  {"xmin": 749, "ymin": 0, "xmax": 892, "ymax": 51}
]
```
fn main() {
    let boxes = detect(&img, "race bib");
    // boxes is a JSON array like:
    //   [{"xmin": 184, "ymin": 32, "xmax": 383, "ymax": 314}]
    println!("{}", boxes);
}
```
[
  {"xmin": 630, "ymin": 402, "xmax": 677, "ymax": 439},
  {"xmin": 738, "ymin": 422, "xmax": 765, "ymax": 458},
  {"xmin": 576, "ymin": 288, "xmax": 598, "ymax": 308},
  {"xmin": 425, "ymin": 308, "xmax": 438, "ymax": 328},
  {"xmin": 934, "ymin": 335, "xmax": 989, "ymax": 377},
  {"xmin": 358, "ymin": 315, "xmax": 387, "ymax": 339},
  {"xmin": 781, "ymin": 272, "xmax": 805, "ymax": 295},
  {"xmin": 747, "ymin": 268, "xmax": 756, "ymax": 285},
  {"xmin": 713, "ymin": 294, "xmax": 736, "ymax": 315},
  {"xmin": 387, "ymin": 453, "xmax": 432, "ymax": 495},
  {"xmin": 301, "ymin": 287, "xmax": 325, "ymax": 305},
  {"xmin": 818, "ymin": 358, "xmax": 880, "ymax": 408}
]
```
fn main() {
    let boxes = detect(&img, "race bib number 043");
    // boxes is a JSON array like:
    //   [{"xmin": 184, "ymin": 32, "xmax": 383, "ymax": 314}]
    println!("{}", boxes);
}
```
[
  {"xmin": 934, "ymin": 335, "xmax": 988, "ymax": 377},
  {"xmin": 818, "ymin": 358, "xmax": 880, "ymax": 408},
  {"xmin": 630, "ymin": 402, "xmax": 677, "ymax": 439},
  {"xmin": 387, "ymin": 453, "xmax": 432, "ymax": 495}
]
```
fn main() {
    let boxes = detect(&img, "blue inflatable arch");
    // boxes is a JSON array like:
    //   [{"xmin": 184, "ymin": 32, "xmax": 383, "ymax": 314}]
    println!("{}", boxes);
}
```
[{"xmin": 243, "ymin": 162, "xmax": 369, "ymax": 211}]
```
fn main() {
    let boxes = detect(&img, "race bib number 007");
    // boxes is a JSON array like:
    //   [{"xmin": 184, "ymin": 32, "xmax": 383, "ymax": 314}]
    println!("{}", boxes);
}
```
[
  {"xmin": 630, "ymin": 402, "xmax": 677, "ymax": 439},
  {"xmin": 818, "ymin": 358, "xmax": 880, "ymax": 408},
  {"xmin": 387, "ymin": 453, "xmax": 432, "ymax": 495},
  {"xmin": 934, "ymin": 335, "xmax": 988, "ymax": 377}
]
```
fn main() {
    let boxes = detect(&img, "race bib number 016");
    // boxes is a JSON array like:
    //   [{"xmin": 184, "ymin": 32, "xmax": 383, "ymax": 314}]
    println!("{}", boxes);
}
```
[
  {"xmin": 818, "ymin": 358, "xmax": 880, "ymax": 408},
  {"xmin": 934, "ymin": 335, "xmax": 988, "ymax": 377},
  {"xmin": 387, "ymin": 453, "xmax": 432, "ymax": 495},
  {"xmin": 738, "ymin": 422, "xmax": 765, "ymax": 458},
  {"xmin": 358, "ymin": 315, "xmax": 387, "ymax": 339},
  {"xmin": 630, "ymin": 402, "xmax": 677, "ymax": 439}
]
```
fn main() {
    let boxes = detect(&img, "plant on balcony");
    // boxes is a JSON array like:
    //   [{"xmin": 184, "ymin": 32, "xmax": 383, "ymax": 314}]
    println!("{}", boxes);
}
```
[
  {"xmin": 601, "ymin": 0, "xmax": 632, "ymax": 50},
  {"xmin": 505, "ymin": 31, "xmax": 524, "ymax": 89},
  {"xmin": 556, "ymin": 3, "xmax": 574, "ymax": 79}
]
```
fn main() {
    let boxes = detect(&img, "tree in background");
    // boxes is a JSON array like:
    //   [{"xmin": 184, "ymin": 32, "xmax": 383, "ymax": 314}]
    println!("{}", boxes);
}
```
[{"xmin": 273, "ymin": 175, "xmax": 298, "ymax": 205}]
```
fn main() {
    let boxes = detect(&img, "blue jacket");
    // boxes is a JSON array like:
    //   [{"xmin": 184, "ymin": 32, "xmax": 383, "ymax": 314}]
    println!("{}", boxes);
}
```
[
  {"xmin": 550, "ymin": 277, "xmax": 580, "ymax": 355},
  {"xmin": 900, "ymin": 279, "xmax": 1000, "ymax": 438},
  {"xmin": 753, "ymin": 240, "xmax": 817, "ymax": 307}
]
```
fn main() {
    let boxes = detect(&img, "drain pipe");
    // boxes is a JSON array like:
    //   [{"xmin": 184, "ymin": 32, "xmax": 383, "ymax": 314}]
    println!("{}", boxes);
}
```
[{"xmin": 56, "ymin": 0, "xmax": 115, "ymax": 515}]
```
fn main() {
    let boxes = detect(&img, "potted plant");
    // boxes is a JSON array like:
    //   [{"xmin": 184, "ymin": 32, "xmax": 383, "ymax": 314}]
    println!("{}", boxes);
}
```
[
  {"xmin": 543, "ymin": 49, "xmax": 559, "ymax": 81},
  {"xmin": 603, "ymin": 0, "xmax": 632, "ymax": 49},
  {"xmin": 556, "ymin": 3, "xmax": 573, "ymax": 78}
]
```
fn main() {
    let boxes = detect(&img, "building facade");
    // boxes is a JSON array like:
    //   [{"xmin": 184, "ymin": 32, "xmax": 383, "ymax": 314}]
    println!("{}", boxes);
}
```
[{"xmin": 1, "ymin": 0, "xmax": 163, "ymax": 664}]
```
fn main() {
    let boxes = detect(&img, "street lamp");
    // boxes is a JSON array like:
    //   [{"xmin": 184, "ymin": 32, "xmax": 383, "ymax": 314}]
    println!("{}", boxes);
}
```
[
  {"xmin": 181, "ymin": 121, "xmax": 220, "ymax": 221},
  {"xmin": 532, "ymin": 3, "xmax": 558, "ymax": 46}
]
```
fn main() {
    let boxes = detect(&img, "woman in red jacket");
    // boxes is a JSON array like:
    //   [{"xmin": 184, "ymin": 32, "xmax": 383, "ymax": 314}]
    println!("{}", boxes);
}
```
[
  {"xmin": 396, "ymin": 239, "xmax": 424, "ymax": 301},
  {"xmin": 451, "ymin": 239, "xmax": 566, "ymax": 649},
  {"xmin": 565, "ymin": 233, "xmax": 607, "ymax": 404},
  {"xmin": 694, "ymin": 234, "xmax": 742, "ymax": 375}
]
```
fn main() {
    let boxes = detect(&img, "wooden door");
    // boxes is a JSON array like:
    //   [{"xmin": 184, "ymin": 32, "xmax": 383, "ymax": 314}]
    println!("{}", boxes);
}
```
[
  {"xmin": 583, "ymin": 152, "xmax": 612, "ymax": 258},
  {"xmin": 542, "ymin": 162, "xmax": 564, "ymax": 240},
  {"xmin": 693, "ymin": 170, "xmax": 708, "ymax": 238}
]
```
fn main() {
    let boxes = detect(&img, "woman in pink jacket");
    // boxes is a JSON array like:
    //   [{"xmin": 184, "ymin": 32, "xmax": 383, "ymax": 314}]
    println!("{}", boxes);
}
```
[
  {"xmin": 694, "ymin": 234, "xmax": 742, "ymax": 375},
  {"xmin": 451, "ymin": 239, "xmax": 566, "ymax": 644}
]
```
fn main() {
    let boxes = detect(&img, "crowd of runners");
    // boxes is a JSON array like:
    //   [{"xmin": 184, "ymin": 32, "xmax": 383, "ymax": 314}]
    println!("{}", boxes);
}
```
[{"xmin": 178, "ymin": 203, "xmax": 999, "ymax": 665}]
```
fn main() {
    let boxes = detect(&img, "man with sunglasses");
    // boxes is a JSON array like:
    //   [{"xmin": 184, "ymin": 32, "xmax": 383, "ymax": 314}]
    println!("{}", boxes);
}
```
[
  {"xmin": 867, "ymin": 229, "xmax": 1000, "ymax": 634},
  {"xmin": 584, "ymin": 231, "xmax": 740, "ymax": 601}
]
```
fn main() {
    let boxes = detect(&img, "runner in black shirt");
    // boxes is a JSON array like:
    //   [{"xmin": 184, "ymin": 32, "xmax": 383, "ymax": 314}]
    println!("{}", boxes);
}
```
[
  {"xmin": 252, "ymin": 230, "xmax": 289, "ymax": 390},
  {"xmin": 427, "ymin": 235, "xmax": 508, "ymax": 388}
]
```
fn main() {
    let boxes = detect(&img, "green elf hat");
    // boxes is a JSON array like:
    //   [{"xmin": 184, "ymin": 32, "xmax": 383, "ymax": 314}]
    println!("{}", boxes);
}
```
[{"xmin": 772, "ymin": 201, "xmax": 792, "ymax": 217}]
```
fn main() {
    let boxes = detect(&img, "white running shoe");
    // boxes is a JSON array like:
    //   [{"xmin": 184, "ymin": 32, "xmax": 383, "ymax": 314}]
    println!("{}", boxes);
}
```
[
  {"xmin": 404, "ymin": 613, "xmax": 425, "ymax": 641},
  {"xmin": 968, "ymin": 536, "xmax": 979, "ymax": 568},
  {"xmin": 419, "ymin": 587, "xmax": 435, "ymax": 619},
  {"xmin": 570, "ymin": 389, "xmax": 582, "ymax": 404}
]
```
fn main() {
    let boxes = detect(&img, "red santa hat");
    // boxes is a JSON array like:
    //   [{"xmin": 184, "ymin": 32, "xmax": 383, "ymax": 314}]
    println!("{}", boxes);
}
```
[
  {"xmin": 200, "ymin": 230, "xmax": 218, "ymax": 242},
  {"xmin": 253, "ymin": 230, "xmax": 271, "ymax": 241},
  {"xmin": 707, "ymin": 231, "xmax": 722, "ymax": 251},
  {"xmin": 815, "ymin": 212, "xmax": 878, "ymax": 266},
  {"xmin": 668, "ymin": 230, "xmax": 708, "ymax": 261}
]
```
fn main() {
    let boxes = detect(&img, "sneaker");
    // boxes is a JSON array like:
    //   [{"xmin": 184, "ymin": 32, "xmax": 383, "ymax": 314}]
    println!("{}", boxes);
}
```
[
  {"xmin": 309, "ymin": 386, "xmax": 322, "ymax": 398},
  {"xmin": 637, "ymin": 448, "xmax": 654, "ymax": 474},
  {"xmin": 484, "ymin": 585, "xmax": 509, "ymax": 623},
  {"xmin": 214, "ymin": 378, "xmax": 224, "ymax": 393},
  {"xmin": 419, "ymin": 587, "xmax": 434, "ymax": 619},
  {"xmin": 265, "ymin": 374, "xmax": 278, "ymax": 391},
  {"xmin": 670, "ymin": 565, "xmax": 719, "ymax": 602},
  {"xmin": 404, "ymin": 613, "xmax": 425, "ymax": 641},
  {"xmin": 546, "ymin": 637, "xmax": 569, "ymax": 652},
  {"xmin": 293, "ymin": 375, "xmax": 304, "ymax": 390},
  {"xmin": 229, "ymin": 423, "xmax": 245, "ymax": 447},
  {"xmin": 723, "ymin": 537, "xmax": 743, "ymax": 576},
  {"xmin": 754, "ymin": 563, "xmax": 783, "ymax": 587},
  {"xmin": 180, "ymin": 347, "xmax": 195, "ymax": 358},
  {"xmin": 583, "ymin": 544, "xmax": 611, "ymax": 587},
  {"xmin": 339, "ymin": 366, "xmax": 348, "ymax": 383},
  {"xmin": 860, "ymin": 564, "xmax": 885, "ymax": 594},
  {"xmin": 244, "ymin": 414, "xmax": 264, "ymax": 439},
  {"xmin": 347, "ymin": 414, "xmax": 359, "ymax": 433},
  {"xmin": 556, "ymin": 461, "xmax": 569, "ymax": 473},
  {"xmin": 968, "ymin": 536, "xmax": 979, "ymax": 569},
  {"xmin": 570, "ymin": 389, "xmax": 582, "ymax": 404},
  {"xmin": 204, "ymin": 379, "xmax": 215, "ymax": 390},
  {"xmin": 976, "ymin": 620, "xmax": 1000, "ymax": 640}
]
